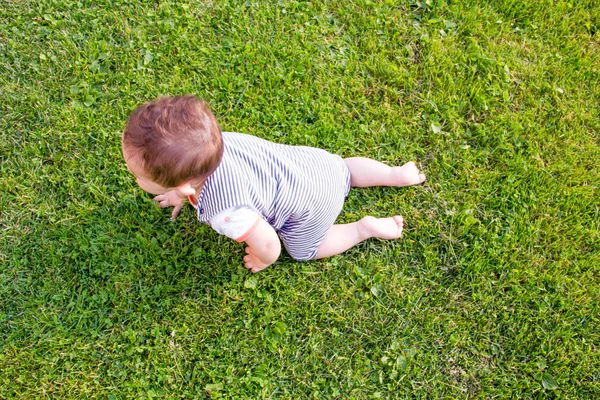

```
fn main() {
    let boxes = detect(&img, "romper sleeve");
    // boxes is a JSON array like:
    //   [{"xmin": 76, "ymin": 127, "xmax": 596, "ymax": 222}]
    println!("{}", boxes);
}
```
[
  {"xmin": 194, "ymin": 153, "xmax": 256, "ymax": 224},
  {"xmin": 208, "ymin": 206, "xmax": 261, "ymax": 242}
]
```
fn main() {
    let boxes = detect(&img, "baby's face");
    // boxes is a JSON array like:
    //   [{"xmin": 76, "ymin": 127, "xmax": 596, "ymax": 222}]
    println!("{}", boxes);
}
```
[{"xmin": 123, "ymin": 149, "xmax": 172, "ymax": 195}]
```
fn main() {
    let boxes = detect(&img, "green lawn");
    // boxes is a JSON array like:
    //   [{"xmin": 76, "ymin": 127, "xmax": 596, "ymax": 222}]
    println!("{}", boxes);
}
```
[{"xmin": 1, "ymin": 0, "xmax": 599, "ymax": 398}]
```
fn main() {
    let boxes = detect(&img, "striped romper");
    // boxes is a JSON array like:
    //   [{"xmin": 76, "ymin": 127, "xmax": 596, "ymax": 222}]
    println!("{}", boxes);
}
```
[{"xmin": 193, "ymin": 132, "xmax": 351, "ymax": 261}]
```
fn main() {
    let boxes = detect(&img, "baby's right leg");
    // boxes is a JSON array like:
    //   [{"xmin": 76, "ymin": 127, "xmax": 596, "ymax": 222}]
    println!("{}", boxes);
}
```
[
  {"xmin": 315, "ymin": 215, "xmax": 404, "ymax": 259},
  {"xmin": 344, "ymin": 157, "xmax": 426, "ymax": 187}
]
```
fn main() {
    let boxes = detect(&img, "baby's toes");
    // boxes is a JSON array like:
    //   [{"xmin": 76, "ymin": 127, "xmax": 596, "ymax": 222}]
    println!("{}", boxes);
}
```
[{"xmin": 393, "ymin": 216, "xmax": 404, "ymax": 236}]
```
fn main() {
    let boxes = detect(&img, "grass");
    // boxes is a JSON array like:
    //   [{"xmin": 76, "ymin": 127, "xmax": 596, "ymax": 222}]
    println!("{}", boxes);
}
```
[{"xmin": 1, "ymin": 0, "xmax": 599, "ymax": 398}]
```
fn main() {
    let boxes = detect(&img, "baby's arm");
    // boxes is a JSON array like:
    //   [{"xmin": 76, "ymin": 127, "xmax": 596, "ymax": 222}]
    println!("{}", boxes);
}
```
[
  {"xmin": 242, "ymin": 218, "xmax": 281, "ymax": 273},
  {"xmin": 209, "ymin": 207, "xmax": 281, "ymax": 273}
]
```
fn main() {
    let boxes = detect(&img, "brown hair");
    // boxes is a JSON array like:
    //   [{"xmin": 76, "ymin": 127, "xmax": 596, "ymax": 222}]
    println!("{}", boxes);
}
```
[{"xmin": 122, "ymin": 95, "xmax": 223, "ymax": 188}]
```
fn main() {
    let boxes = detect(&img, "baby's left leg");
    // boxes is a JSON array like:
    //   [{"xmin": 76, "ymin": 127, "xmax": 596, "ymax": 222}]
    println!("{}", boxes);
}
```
[
  {"xmin": 315, "ymin": 215, "xmax": 404, "ymax": 259},
  {"xmin": 344, "ymin": 157, "xmax": 426, "ymax": 187}
]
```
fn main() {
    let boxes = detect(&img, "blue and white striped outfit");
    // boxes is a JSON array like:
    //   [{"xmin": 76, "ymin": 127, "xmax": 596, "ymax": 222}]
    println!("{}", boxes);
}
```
[{"xmin": 195, "ymin": 132, "xmax": 351, "ymax": 261}]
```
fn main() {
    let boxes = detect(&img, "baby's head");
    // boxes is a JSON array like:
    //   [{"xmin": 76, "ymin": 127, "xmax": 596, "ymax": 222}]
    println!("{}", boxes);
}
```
[{"xmin": 122, "ymin": 95, "xmax": 223, "ymax": 194}]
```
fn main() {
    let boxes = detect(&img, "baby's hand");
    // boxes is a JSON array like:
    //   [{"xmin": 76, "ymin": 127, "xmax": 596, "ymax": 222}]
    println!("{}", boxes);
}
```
[
  {"xmin": 241, "ymin": 219, "xmax": 281, "ymax": 273},
  {"xmin": 153, "ymin": 189, "xmax": 188, "ymax": 220},
  {"xmin": 243, "ymin": 246, "xmax": 271, "ymax": 273}
]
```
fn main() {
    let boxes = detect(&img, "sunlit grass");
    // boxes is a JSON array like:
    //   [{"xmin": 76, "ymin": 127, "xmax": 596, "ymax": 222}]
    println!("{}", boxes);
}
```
[{"xmin": 1, "ymin": 0, "xmax": 599, "ymax": 397}]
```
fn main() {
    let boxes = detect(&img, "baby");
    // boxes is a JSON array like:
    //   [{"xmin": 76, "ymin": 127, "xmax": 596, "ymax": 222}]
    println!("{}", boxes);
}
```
[{"xmin": 122, "ymin": 95, "xmax": 426, "ymax": 273}]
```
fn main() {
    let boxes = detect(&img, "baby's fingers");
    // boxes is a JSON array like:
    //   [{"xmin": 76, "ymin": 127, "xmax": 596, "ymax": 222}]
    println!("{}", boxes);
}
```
[
  {"xmin": 170, "ymin": 204, "xmax": 183, "ymax": 220},
  {"xmin": 158, "ymin": 200, "xmax": 171, "ymax": 208},
  {"xmin": 244, "ymin": 258, "xmax": 255, "ymax": 270},
  {"xmin": 152, "ymin": 194, "xmax": 165, "ymax": 203}
]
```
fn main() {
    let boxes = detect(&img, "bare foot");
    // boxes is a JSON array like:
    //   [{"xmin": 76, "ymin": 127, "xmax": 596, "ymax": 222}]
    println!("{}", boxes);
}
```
[
  {"xmin": 389, "ymin": 161, "xmax": 426, "ymax": 187},
  {"xmin": 357, "ymin": 216, "xmax": 404, "ymax": 240}
]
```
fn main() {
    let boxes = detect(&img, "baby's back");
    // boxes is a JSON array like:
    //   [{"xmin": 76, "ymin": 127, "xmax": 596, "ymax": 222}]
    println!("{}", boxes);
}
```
[{"xmin": 197, "ymin": 132, "xmax": 349, "ymax": 232}]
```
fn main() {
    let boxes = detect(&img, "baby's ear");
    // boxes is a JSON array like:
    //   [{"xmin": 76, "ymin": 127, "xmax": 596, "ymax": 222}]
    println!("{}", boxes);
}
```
[{"xmin": 176, "ymin": 183, "xmax": 196, "ymax": 197}]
